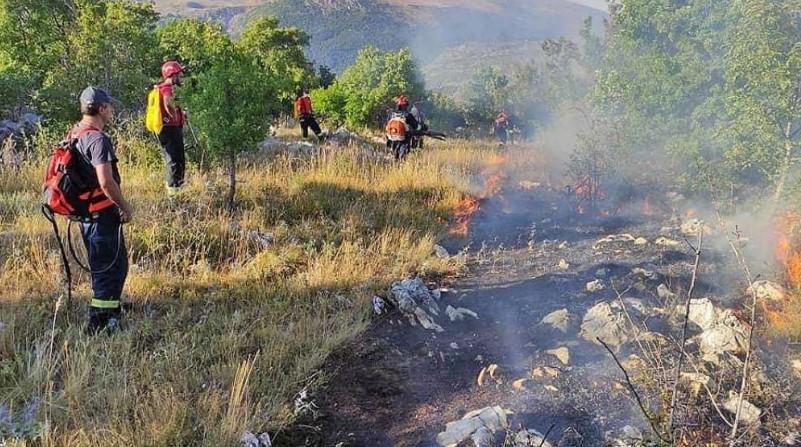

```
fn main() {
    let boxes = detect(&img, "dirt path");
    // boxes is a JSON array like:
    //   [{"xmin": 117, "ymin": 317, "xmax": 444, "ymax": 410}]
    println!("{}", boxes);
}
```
[{"xmin": 279, "ymin": 161, "xmax": 748, "ymax": 446}]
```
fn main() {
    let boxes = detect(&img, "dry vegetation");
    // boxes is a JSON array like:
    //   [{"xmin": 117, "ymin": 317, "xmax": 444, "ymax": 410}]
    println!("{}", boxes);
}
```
[{"xmin": 0, "ymin": 129, "xmax": 500, "ymax": 445}]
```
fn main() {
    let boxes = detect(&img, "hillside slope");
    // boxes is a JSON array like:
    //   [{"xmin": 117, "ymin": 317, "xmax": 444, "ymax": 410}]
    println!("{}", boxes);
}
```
[{"xmin": 151, "ymin": 0, "xmax": 606, "ymax": 78}]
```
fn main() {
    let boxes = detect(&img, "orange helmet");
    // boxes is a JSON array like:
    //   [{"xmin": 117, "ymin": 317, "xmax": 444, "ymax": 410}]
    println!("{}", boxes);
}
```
[
  {"xmin": 161, "ymin": 61, "xmax": 184, "ymax": 79},
  {"xmin": 396, "ymin": 95, "xmax": 409, "ymax": 108}
]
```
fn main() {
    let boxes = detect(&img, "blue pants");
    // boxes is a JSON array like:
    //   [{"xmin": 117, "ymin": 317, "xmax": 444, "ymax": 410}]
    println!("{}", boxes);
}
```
[{"xmin": 80, "ymin": 208, "xmax": 128, "ymax": 318}]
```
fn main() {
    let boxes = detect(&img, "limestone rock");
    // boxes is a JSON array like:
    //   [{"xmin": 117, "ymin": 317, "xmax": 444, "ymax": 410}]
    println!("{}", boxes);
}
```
[
  {"xmin": 434, "ymin": 244, "xmax": 451, "ymax": 259},
  {"xmin": 657, "ymin": 283, "xmax": 676, "ymax": 300},
  {"xmin": 580, "ymin": 302, "xmax": 629, "ymax": 348},
  {"xmin": 540, "ymin": 308, "xmax": 573, "ymax": 333},
  {"xmin": 679, "ymin": 298, "xmax": 719, "ymax": 331},
  {"xmin": 512, "ymin": 429, "xmax": 553, "ymax": 447},
  {"xmin": 546, "ymin": 347, "xmax": 570, "ymax": 365},
  {"xmin": 681, "ymin": 218, "xmax": 712, "ymax": 236},
  {"xmin": 436, "ymin": 406, "xmax": 510, "ymax": 447},
  {"xmin": 586, "ymin": 279, "xmax": 606, "ymax": 293},
  {"xmin": 747, "ymin": 280, "xmax": 786, "ymax": 302},
  {"xmin": 446, "ymin": 305, "xmax": 479, "ymax": 322},
  {"xmin": 723, "ymin": 392, "xmax": 761, "ymax": 426}
]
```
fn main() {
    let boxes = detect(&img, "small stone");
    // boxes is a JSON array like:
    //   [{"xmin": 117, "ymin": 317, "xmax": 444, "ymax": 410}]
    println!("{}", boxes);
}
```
[
  {"xmin": 747, "ymin": 280, "xmax": 786, "ymax": 302},
  {"xmin": 434, "ymin": 244, "xmax": 451, "ymax": 259},
  {"xmin": 513, "ymin": 429, "xmax": 553, "ymax": 447},
  {"xmin": 580, "ymin": 302, "xmax": 629, "ymax": 348},
  {"xmin": 679, "ymin": 298, "xmax": 718, "ymax": 331},
  {"xmin": 586, "ymin": 279, "xmax": 605, "ymax": 293},
  {"xmin": 531, "ymin": 366, "xmax": 560, "ymax": 379},
  {"xmin": 681, "ymin": 218, "xmax": 712, "ymax": 236},
  {"xmin": 372, "ymin": 296, "xmax": 389, "ymax": 315},
  {"xmin": 512, "ymin": 378, "xmax": 529, "ymax": 390},
  {"xmin": 654, "ymin": 237, "xmax": 680, "ymax": 248},
  {"xmin": 446, "ymin": 305, "xmax": 479, "ymax": 322},
  {"xmin": 634, "ymin": 237, "xmax": 648, "ymax": 245},
  {"xmin": 544, "ymin": 384, "xmax": 559, "ymax": 392},
  {"xmin": 723, "ymin": 392, "xmax": 761, "ymax": 426},
  {"xmin": 791, "ymin": 359, "xmax": 801, "ymax": 376},
  {"xmin": 540, "ymin": 308, "xmax": 573, "ymax": 332},
  {"xmin": 546, "ymin": 347, "xmax": 570, "ymax": 365},
  {"xmin": 558, "ymin": 259, "xmax": 570, "ymax": 270},
  {"xmin": 657, "ymin": 284, "xmax": 676, "ymax": 300},
  {"xmin": 450, "ymin": 342, "xmax": 459, "ymax": 349}
]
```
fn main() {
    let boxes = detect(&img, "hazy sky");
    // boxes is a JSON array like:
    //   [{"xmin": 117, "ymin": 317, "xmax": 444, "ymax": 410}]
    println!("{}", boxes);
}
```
[{"xmin": 566, "ymin": 0, "xmax": 608, "ymax": 11}]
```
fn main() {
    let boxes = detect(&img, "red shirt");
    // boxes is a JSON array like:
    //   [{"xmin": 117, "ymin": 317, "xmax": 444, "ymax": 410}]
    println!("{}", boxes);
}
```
[
  {"xmin": 159, "ymin": 83, "xmax": 184, "ymax": 127},
  {"xmin": 296, "ymin": 96, "xmax": 313, "ymax": 116}
]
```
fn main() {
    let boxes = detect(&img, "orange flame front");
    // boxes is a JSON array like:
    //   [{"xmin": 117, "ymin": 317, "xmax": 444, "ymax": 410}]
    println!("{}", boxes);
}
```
[
  {"xmin": 776, "ymin": 212, "xmax": 801, "ymax": 289},
  {"xmin": 448, "ymin": 155, "xmax": 509, "ymax": 236}
]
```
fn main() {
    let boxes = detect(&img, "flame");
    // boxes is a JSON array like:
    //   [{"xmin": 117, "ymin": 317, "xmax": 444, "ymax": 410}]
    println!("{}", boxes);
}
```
[
  {"xmin": 776, "ymin": 212, "xmax": 801, "ymax": 288},
  {"xmin": 450, "ymin": 196, "xmax": 480, "ymax": 236},
  {"xmin": 448, "ymin": 154, "xmax": 509, "ymax": 236}
]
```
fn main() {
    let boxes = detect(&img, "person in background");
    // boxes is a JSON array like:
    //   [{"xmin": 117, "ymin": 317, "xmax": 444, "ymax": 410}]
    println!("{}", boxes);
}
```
[
  {"xmin": 295, "ymin": 88, "xmax": 324, "ymax": 141},
  {"xmin": 494, "ymin": 110, "xmax": 510, "ymax": 145},
  {"xmin": 158, "ymin": 60, "xmax": 187, "ymax": 196}
]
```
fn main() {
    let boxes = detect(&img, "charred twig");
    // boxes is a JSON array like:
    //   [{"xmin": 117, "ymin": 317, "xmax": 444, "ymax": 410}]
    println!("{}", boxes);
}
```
[
  {"xmin": 665, "ymin": 336, "xmax": 734, "ymax": 428},
  {"xmin": 668, "ymin": 231, "xmax": 704, "ymax": 440},
  {"xmin": 703, "ymin": 171, "xmax": 761, "ymax": 444},
  {"xmin": 596, "ymin": 336, "xmax": 668, "ymax": 443},
  {"xmin": 538, "ymin": 423, "xmax": 556, "ymax": 447}
]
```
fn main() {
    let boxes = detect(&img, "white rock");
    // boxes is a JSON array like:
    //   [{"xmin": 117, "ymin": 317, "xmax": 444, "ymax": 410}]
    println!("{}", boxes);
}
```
[
  {"xmin": 747, "ymin": 280, "xmax": 786, "ymax": 302},
  {"xmin": 634, "ymin": 237, "xmax": 649, "ymax": 245},
  {"xmin": 723, "ymin": 392, "xmax": 761, "ymax": 426},
  {"xmin": 558, "ymin": 259, "xmax": 570, "ymax": 270},
  {"xmin": 471, "ymin": 427, "xmax": 493, "ymax": 447},
  {"xmin": 681, "ymin": 218, "xmax": 712, "ymax": 236},
  {"xmin": 546, "ymin": 347, "xmax": 570, "ymax": 365},
  {"xmin": 678, "ymin": 298, "xmax": 719, "ymax": 331},
  {"xmin": 580, "ymin": 302, "xmax": 629, "ymax": 347},
  {"xmin": 513, "ymin": 429, "xmax": 553, "ymax": 447},
  {"xmin": 434, "ymin": 244, "xmax": 451, "ymax": 259},
  {"xmin": 436, "ymin": 406, "xmax": 510, "ymax": 447},
  {"xmin": 657, "ymin": 284, "xmax": 676, "ymax": 300},
  {"xmin": 586, "ymin": 279, "xmax": 606, "ymax": 293},
  {"xmin": 372, "ymin": 296, "xmax": 388, "ymax": 315},
  {"xmin": 540, "ymin": 308, "xmax": 573, "ymax": 333},
  {"xmin": 414, "ymin": 307, "xmax": 444, "ymax": 333},
  {"xmin": 446, "ymin": 305, "xmax": 479, "ymax": 322},
  {"xmin": 654, "ymin": 237, "xmax": 680, "ymax": 248}
]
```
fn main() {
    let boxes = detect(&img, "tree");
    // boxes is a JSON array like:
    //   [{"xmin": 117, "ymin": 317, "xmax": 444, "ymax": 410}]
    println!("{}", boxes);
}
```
[
  {"xmin": 239, "ymin": 16, "xmax": 315, "ymax": 105},
  {"xmin": 0, "ymin": 0, "xmax": 160, "ymax": 122},
  {"xmin": 724, "ymin": 0, "xmax": 801, "ymax": 201},
  {"xmin": 166, "ymin": 19, "xmax": 281, "ymax": 209},
  {"xmin": 464, "ymin": 66, "xmax": 510, "ymax": 127},
  {"xmin": 311, "ymin": 47, "xmax": 425, "ymax": 129}
]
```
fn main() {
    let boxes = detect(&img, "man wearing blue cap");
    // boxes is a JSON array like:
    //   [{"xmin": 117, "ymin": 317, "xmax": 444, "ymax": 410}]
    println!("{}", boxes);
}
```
[{"xmin": 72, "ymin": 86, "xmax": 132, "ymax": 333}]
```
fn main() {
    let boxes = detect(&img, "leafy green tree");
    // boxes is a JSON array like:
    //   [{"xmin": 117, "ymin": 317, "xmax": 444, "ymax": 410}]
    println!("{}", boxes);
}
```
[
  {"xmin": 0, "ymin": 0, "xmax": 160, "ymax": 122},
  {"xmin": 168, "ymin": 20, "xmax": 280, "ymax": 208},
  {"xmin": 724, "ymin": 0, "xmax": 801, "ymax": 200},
  {"xmin": 464, "ymin": 66, "xmax": 510, "ymax": 127},
  {"xmin": 239, "ymin": 16, "xmax": 314, "ymax": 103},
  {"xmin": 311, "ymin": 47, "xmax": 425, "ymax": 129}
]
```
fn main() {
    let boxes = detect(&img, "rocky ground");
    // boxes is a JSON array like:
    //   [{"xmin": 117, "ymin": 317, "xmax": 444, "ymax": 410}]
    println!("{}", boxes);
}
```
[{"xmin": 273, "ymin": 155, "xmax": 801, "ymax": 447}]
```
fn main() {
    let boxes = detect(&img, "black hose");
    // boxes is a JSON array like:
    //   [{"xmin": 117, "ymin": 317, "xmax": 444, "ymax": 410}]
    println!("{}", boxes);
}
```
[
  {"xmin": 66, "ymin": 217, "xmax": 123, "ymax": 274},
  {"xmin": 41, "ymin": 205, "xmax": 72, "ymax": 304}
]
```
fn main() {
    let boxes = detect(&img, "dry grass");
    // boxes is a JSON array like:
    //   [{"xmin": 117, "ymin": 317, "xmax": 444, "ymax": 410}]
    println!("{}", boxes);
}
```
[{"xmin": 0, "ymin": 130, "xmax": 499, "ymax": 445}]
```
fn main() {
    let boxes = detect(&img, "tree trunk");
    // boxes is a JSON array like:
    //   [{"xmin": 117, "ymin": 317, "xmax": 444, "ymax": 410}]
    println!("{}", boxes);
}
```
[
  {"xmin": 773, "ymin": 120, "xmax": 795, "ymax": 203},
  {"xmin": 227, "ymin": 150, "xmax": 236, "ymax": 211}
]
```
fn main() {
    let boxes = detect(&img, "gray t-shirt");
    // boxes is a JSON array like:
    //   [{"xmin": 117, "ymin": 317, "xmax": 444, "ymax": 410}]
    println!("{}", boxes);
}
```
[{"xmin": 72, "ymin": 124, "xmax": 121, "ymax": 185}]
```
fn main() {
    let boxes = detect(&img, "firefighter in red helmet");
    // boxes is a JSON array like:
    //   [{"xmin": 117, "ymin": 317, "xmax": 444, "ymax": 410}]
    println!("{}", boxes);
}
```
[{"xmin": 158, "ymin": 61, "xmax": 187, "ymax": 196}]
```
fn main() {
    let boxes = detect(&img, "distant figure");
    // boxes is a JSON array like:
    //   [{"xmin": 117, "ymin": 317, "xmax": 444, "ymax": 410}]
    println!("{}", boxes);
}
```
[
  {"xmin": 386, "ymin": 95, "xmax": 419, "ymax": 160},
  {"xmin": 494, "ymin": 110, "xmax": 510, "ymax": 145},
  {"xmin": 410, "ymin": 103, "xmax": 428, "ymax": 150},
  {"xmin": 158, "ymin": 61, "xmax": 187, "ymax": 196},
  {"xmin": 295, "ymin": 88, "xmax": 323, "ymax": 140}
]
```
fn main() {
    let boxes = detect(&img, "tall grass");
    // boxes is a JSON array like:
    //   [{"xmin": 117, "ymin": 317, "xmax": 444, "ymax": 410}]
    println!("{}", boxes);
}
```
[{"xmin": 0, "ymin": 127, "xmax": 498, "ymax": 446}]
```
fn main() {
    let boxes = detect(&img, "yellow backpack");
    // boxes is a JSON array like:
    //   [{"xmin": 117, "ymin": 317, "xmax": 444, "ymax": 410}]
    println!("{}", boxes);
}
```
[{"xmin": 145, "ymin": 87, "xmax": 163, "ymax": 135}]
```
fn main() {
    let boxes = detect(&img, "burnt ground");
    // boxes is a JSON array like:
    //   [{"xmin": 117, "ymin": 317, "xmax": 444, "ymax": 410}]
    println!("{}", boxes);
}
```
[{"xmin": 274, "ymin": 166, "xmax": 800, "ymax": 446}]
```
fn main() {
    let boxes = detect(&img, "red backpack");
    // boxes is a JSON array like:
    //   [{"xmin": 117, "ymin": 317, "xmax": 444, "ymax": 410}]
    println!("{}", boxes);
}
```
[{"xmin": 42, "ymin": 126, "xmax": 114, "ymax": 220}]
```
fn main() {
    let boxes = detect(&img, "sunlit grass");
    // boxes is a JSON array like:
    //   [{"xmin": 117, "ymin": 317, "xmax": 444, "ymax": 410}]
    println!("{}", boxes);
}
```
[{"xmin": 0, "ymin": 131, "xmax": 497, "ymax": 445}]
